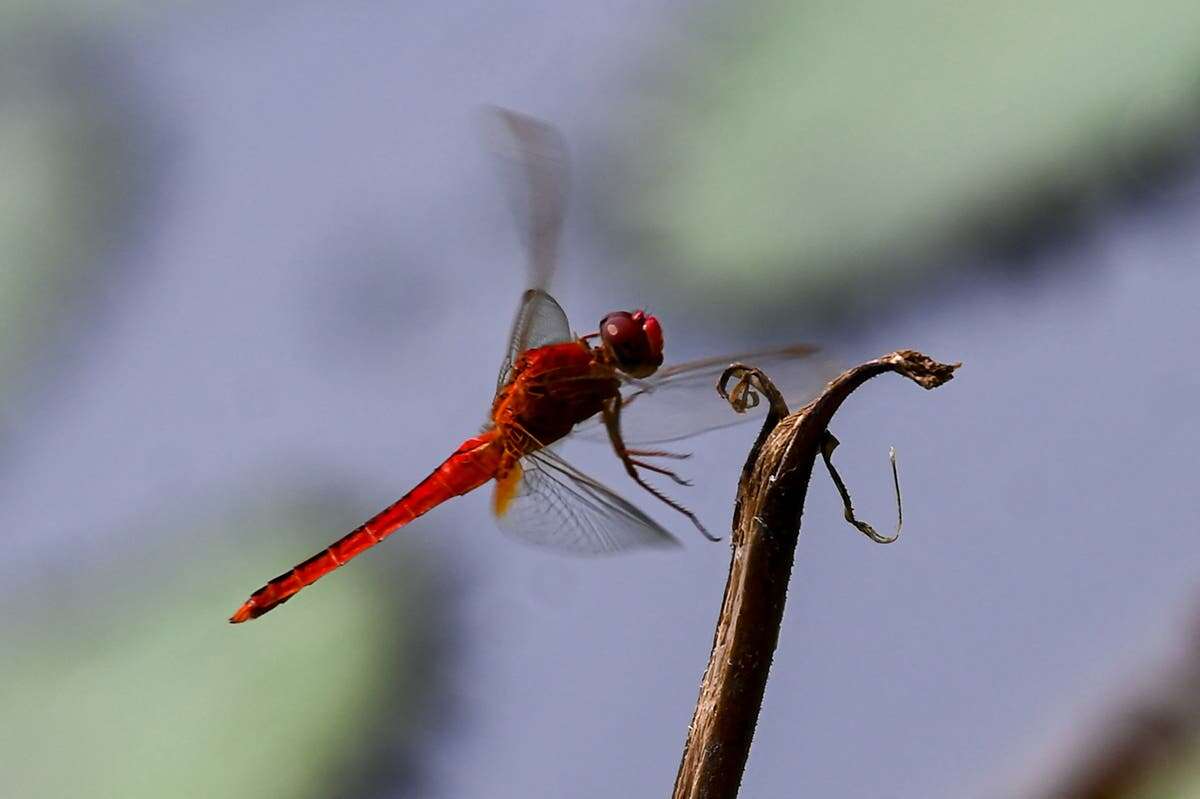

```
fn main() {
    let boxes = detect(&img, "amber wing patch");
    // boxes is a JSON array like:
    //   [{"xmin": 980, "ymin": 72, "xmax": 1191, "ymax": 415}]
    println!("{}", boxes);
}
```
[{"xmin": 492, "ymin": 460, "xmax": 524, "ymax": 518}]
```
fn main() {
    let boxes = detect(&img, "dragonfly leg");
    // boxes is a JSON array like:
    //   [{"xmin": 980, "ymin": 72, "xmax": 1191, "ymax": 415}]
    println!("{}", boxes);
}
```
[
  {"xmin": 625, "ymin": 457, "xmax": 692, "ymax": 486},
  {"xmin": 603, "ymin": 398, "xmax": 719, "ymax": 541},
  {"xmin": 624, "ymin": 447, "xmax": 692, "ymax": 460},
  {"xmin": 604, "ymin": 405, "xmax": 692, "ymax": 486}
]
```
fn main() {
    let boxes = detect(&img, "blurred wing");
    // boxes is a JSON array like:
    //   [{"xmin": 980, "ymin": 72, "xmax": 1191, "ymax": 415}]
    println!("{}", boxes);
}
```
[
  {"xmin": 576, "ymin": 344, "xmax": 831, "ymax": 445},
  {"xmin": 485, "ymin": 107, "xmax": 574, "ymax": 391},
  {"xmin": 497, "ymin": 288, "xmax": 573, "ymax": 390},
  {"xmin": 484, "ymin": 106, "xmax": 569, "ymax": 292},
  {"xmin": 494, "ymin": 448, "xmax": 679, "ymax": 554}
]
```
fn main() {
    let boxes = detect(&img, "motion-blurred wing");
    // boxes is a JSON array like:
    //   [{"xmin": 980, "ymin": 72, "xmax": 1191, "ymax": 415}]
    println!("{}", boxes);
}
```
[
  {"xmin": 497, "ymin": 288, "xmax": 573, "ymax": 390},
  {"xmin": 485, "ymin": 106, "xmax": 569, "ymax": 292},
  {"xmin": 576, "ymin": 345, "xmax": 830, "ymax": 445},
  {"xmin": 485, "ymin": 107, "xmax": 574, "ymax": 391},
  {"xmin": 494, "ymin": 448, "xmax": 679, "ymax": 554}
]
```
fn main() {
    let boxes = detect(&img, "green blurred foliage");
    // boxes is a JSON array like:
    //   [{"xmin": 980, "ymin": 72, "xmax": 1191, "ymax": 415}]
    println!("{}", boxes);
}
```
[
  {"xmin": 617, "ymin": 0, "xmax": 1200, "ymax": 304},
  {"xmin": 0, "ymin": 84, "xmax": 121, "ymax": 384},
  {"xmin": 0, "ymin": 507, "xmax": 425, "ymax": 799},
  {"xmin": 0, "ymin": 29, "xmax": 147, "ymax": 392},
  {"xmin": 1126, "ymin": 739, "xmax": 1200, "ymax": 799},
  {"xmin": 0, "ymin": 1, "xmax": 165, "ymax": 29}
]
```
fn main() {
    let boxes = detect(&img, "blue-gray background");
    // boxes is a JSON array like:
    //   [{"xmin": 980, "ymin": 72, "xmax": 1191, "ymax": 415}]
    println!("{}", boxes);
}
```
[{"xmin": 3, "ymin": 3, "xmax": 1199, "ymax": 797}]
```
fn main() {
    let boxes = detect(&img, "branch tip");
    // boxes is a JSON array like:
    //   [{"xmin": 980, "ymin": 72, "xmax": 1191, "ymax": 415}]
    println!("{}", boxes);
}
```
[{"xmin": 888, "ymin": 349, "xmax": 961, "ymax": 389}]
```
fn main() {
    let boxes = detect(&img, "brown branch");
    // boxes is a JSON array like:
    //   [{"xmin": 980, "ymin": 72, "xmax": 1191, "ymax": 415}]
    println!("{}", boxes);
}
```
[{"xmin": 672, "ymin": 350, "xmax": 959, "ymax": 799}]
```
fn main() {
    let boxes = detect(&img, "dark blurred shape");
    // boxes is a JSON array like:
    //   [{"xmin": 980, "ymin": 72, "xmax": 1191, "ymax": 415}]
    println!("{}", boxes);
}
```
[{"xmin": 1021, "ymin": 599, "xmax": 1200, "ymax": 798}]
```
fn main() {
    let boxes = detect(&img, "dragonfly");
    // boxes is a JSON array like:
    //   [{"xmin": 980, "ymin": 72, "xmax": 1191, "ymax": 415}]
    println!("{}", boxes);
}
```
[{"xmin": 229, "ymin": 109, "xmax": 824, "ymax": 623}]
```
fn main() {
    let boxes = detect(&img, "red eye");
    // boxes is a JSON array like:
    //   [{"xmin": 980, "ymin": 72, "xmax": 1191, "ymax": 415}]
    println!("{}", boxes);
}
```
[
  {"xmin": 600, "ymin": 310, "xmax": 664, "ymax": 378},
  {"xmin": 601, "ymin": 312, "xmax": 638, "ymax": 347},
  {"xmin": 642, "ymin": 314, "xmax": 663, "ymax": 357}
]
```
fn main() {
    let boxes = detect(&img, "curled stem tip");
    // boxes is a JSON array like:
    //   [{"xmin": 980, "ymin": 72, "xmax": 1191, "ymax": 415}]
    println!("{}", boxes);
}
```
[{"xmin": 718, "ymin": 364, "xmax": 790, "ymax": 418}]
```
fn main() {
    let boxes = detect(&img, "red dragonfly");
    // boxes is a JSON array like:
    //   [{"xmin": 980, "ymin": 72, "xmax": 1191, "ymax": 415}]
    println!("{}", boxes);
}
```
[{"xmin": 230, "ymin": 110, "xmax": 822, "ymax": 623}]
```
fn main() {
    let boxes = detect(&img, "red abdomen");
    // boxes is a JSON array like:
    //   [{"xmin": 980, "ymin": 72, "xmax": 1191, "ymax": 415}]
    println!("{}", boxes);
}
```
[{"xmin": 230, "ymin": 432, "xmax": 503, "ymax": 622}]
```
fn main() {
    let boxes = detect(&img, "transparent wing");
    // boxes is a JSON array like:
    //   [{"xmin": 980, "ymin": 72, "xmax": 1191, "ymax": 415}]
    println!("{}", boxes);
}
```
[
  {"xmin": 495, "ymin": 448, "xmax": 680, "ymax": 554},
  {"xmin": 575, "ymin": 344, "xmax": 832, "ymax": 445},
  {"xmin": 497, "ymin": 288, "xmax": 574, "ymax": 390},
  {"xmin": 484, "ymin": 107, "xmax": 574, "ymax": 391},
  {"xmin": 484, "ymin": 106, "xmax": 568, "ymax": 292}
]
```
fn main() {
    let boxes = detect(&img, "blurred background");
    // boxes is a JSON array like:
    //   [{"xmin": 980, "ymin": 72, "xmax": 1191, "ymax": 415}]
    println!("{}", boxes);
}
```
[{"xmin": 3, "ymin": 2, "xmax": 1200, "ymax": 797}]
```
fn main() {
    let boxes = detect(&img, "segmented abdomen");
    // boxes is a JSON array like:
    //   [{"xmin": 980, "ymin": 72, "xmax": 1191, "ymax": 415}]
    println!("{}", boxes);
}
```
[{"xmin": 230, "ymin": 432, "xmax": 503, "ymax": 622}]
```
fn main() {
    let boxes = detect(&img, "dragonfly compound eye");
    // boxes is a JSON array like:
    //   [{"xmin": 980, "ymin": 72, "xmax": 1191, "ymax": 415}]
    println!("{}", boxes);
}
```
[
  {"xmin": 601, "ymin": 311, "xmax": 663, "ymax": 377},
  {"xmin": 641, "ymin": 313, "xmax": 663, "ymax": 359}
]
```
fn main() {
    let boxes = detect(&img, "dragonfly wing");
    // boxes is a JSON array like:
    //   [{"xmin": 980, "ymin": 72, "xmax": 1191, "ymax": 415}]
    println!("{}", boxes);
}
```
[
  {"xmin": 574, "ymin": 344, "xmax": 832, "ymax": 445},
  {"xmin": 497, "ymin": 288, "xmax": 574, "ymax": 390},
  {"xmin": 486, "ymin": 108, "xmax": 575, "ymax": 391},
  {"xmin": 485, "ymin": 106, "xmax": 569, "ymax": 292},
  {"xmin": 494, "ymin": 448, "xmax": 679, "ymax": 554}
]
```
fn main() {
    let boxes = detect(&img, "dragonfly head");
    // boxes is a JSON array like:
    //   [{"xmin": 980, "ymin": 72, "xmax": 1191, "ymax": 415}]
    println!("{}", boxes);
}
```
[{"xmin": 599, "ymin": 309, "xmax": 663, "ymax": 378}]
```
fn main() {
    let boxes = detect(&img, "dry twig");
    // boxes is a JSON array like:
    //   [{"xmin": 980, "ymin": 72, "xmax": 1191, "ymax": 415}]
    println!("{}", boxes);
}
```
[{"xmin": 672, "ymin": 350, "xmax": 959, "ymax": 799}]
